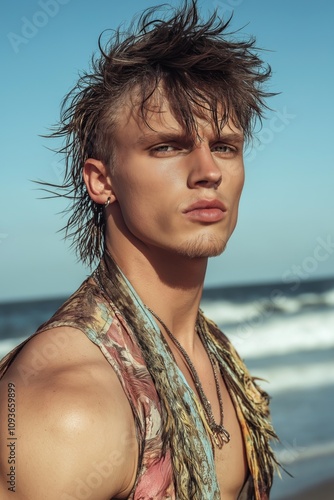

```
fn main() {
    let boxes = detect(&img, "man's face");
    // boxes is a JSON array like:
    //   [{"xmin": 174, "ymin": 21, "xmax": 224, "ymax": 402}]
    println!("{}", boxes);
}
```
[{"xmin": 109, "ymin": 93, "xmax": 245, "ymax": 260}]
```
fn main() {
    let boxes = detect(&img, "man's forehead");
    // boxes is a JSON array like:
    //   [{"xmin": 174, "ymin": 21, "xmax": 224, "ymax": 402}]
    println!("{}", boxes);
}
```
[{"xmin": 117, "ymin": 90, "xmax": 243, "ymax": 138}]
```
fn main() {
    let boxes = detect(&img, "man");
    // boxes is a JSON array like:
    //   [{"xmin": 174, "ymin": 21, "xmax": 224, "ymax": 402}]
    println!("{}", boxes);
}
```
[{"xmin": 0, "ymin": 1, "xmax": 279, "ymax": 498}]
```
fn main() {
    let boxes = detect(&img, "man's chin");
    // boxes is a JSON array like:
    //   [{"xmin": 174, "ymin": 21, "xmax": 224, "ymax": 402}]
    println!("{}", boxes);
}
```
[{"xmin": 177, "ymin": 235, "xmax": 228, "ymax": 259}]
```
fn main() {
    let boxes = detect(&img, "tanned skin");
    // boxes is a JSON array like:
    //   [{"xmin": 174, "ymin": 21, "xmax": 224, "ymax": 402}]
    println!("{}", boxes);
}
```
[{"xmin": 0, "ymin": 93, "xmax": 248, "ymax": 499}]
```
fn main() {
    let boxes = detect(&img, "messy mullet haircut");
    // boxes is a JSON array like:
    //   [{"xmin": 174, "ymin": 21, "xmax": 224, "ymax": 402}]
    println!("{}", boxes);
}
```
[{"xmin": 45, "ymin": 0, "xmax": 273, "ymax": 266}]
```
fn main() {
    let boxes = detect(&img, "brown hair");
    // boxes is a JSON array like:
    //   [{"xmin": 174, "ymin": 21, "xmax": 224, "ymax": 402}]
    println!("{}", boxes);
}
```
[{"xmin": 45, "ymin": 0, "xmax": 273, "ymax": 266}]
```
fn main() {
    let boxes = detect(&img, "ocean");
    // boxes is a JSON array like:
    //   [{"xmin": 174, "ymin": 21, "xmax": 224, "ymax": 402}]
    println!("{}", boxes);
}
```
[{"xmin": 1, "ymin": 276, "xmax": 334, "ymax": 499}]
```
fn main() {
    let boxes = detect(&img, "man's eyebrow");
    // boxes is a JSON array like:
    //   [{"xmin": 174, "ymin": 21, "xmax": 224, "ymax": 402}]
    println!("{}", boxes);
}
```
[
  {"xmin": 135, "ymin": 131, "xmax": 244, "ymax": 146},
  {"xmin": 135, "ymin": 131, "xmax": 193, "ymax": 146},
  {"xmin": 217, "ymin": 132, "xmax": 244, "ymax": 144}
]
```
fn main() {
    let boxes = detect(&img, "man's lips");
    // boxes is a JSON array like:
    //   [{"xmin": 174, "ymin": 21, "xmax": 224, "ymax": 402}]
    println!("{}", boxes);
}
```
[{"xmin": 183, "ymin": 200, "xmax": 227, "ymax": 222}]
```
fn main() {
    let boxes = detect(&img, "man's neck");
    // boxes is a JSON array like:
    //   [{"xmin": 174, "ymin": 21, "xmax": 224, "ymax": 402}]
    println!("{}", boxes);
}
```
[{"xmin": 106, "ymin": 242, "xmax": 207, "ymax": 348}]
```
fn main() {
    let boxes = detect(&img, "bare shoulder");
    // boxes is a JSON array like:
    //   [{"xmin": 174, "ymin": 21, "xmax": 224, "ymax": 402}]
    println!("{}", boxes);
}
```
[{"xmin": 0, "ymin": 327, "xmax": 138, "ymax": 500}]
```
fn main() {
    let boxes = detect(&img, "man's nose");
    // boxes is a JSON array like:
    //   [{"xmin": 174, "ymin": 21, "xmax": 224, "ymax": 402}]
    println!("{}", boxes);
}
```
[{"xmin": 187, "ymin": 145, "xmax": 222, "ymax": 189}]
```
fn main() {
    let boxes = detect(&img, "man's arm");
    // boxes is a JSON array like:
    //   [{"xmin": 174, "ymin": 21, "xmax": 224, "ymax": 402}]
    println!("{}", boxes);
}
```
[{"xmin": 0, "ymin": 327, "xmax": 138, "ymax": 500}]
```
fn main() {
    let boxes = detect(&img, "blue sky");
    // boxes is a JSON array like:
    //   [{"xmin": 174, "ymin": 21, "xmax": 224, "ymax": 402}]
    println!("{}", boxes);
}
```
[{"xmin": 1, "ymin": 0, "xmax": 334, "ymax": 302}]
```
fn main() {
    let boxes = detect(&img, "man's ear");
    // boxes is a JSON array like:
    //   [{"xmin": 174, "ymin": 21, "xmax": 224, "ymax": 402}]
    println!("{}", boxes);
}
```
[{"xmin": 83, "ymin": 158, "xmax": 116, "ymax": 205}]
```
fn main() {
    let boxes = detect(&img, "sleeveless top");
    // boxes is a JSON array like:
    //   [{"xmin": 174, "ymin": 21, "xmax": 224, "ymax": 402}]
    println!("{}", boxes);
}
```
[{"xmin": 0, "ymin": 256, "xmax": 278, "ymax": 499}]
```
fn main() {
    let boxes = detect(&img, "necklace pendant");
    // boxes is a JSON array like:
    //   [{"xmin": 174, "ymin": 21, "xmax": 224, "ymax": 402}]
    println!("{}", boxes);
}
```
[
  {"xmin": 146, "ymin": 306, "xmax": 232, "ymax": 449},
  {"xmin": 212, "ymin": 426, "xmax": 231, "ymax": 448}
]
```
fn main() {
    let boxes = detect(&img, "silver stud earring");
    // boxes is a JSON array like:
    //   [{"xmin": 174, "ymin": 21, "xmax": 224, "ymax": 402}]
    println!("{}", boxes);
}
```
[{"xmin": 104, "ymin": 197, "xmax": 111, "ymax": 208}]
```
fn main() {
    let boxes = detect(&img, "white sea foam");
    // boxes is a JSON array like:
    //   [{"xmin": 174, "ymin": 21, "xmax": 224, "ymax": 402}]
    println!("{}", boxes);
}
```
[
  {"xmin": 275, "ymin": 439, "xmax": 334, "ymax": 465},
  {"xmin": 201, "ymin": 304, "xmax": 334, "ymax": 359},
  {"xmin": 253, "ymin": 361, "xmax": 334, "ymax": 394},
  {"xmin": 200, "ymin": 298, "xmax": 334, "ymax": 393},
  {"xmin": 201, "ymin": 288, "xmax": 334, "ymax": 325},
  {"xmin": 231, "ymin": 310, "xmax": 334, "ymax": 358},
  {"xmin": 202, "ymin": 300, "xmax": 260, "ymax": 324}
]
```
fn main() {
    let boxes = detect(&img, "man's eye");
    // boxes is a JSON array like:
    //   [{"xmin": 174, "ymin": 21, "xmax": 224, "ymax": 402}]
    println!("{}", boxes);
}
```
[
  {"xmin": 152, "ymin": 145, "xmax": 175, "ymax": 152},
  {"xmin": 149, "ymin": 144, "xmax": 182, "ymax": 156},
  {"xmin": 212, "ymin": 144, "xmax": 235, "ymax": 153}
]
